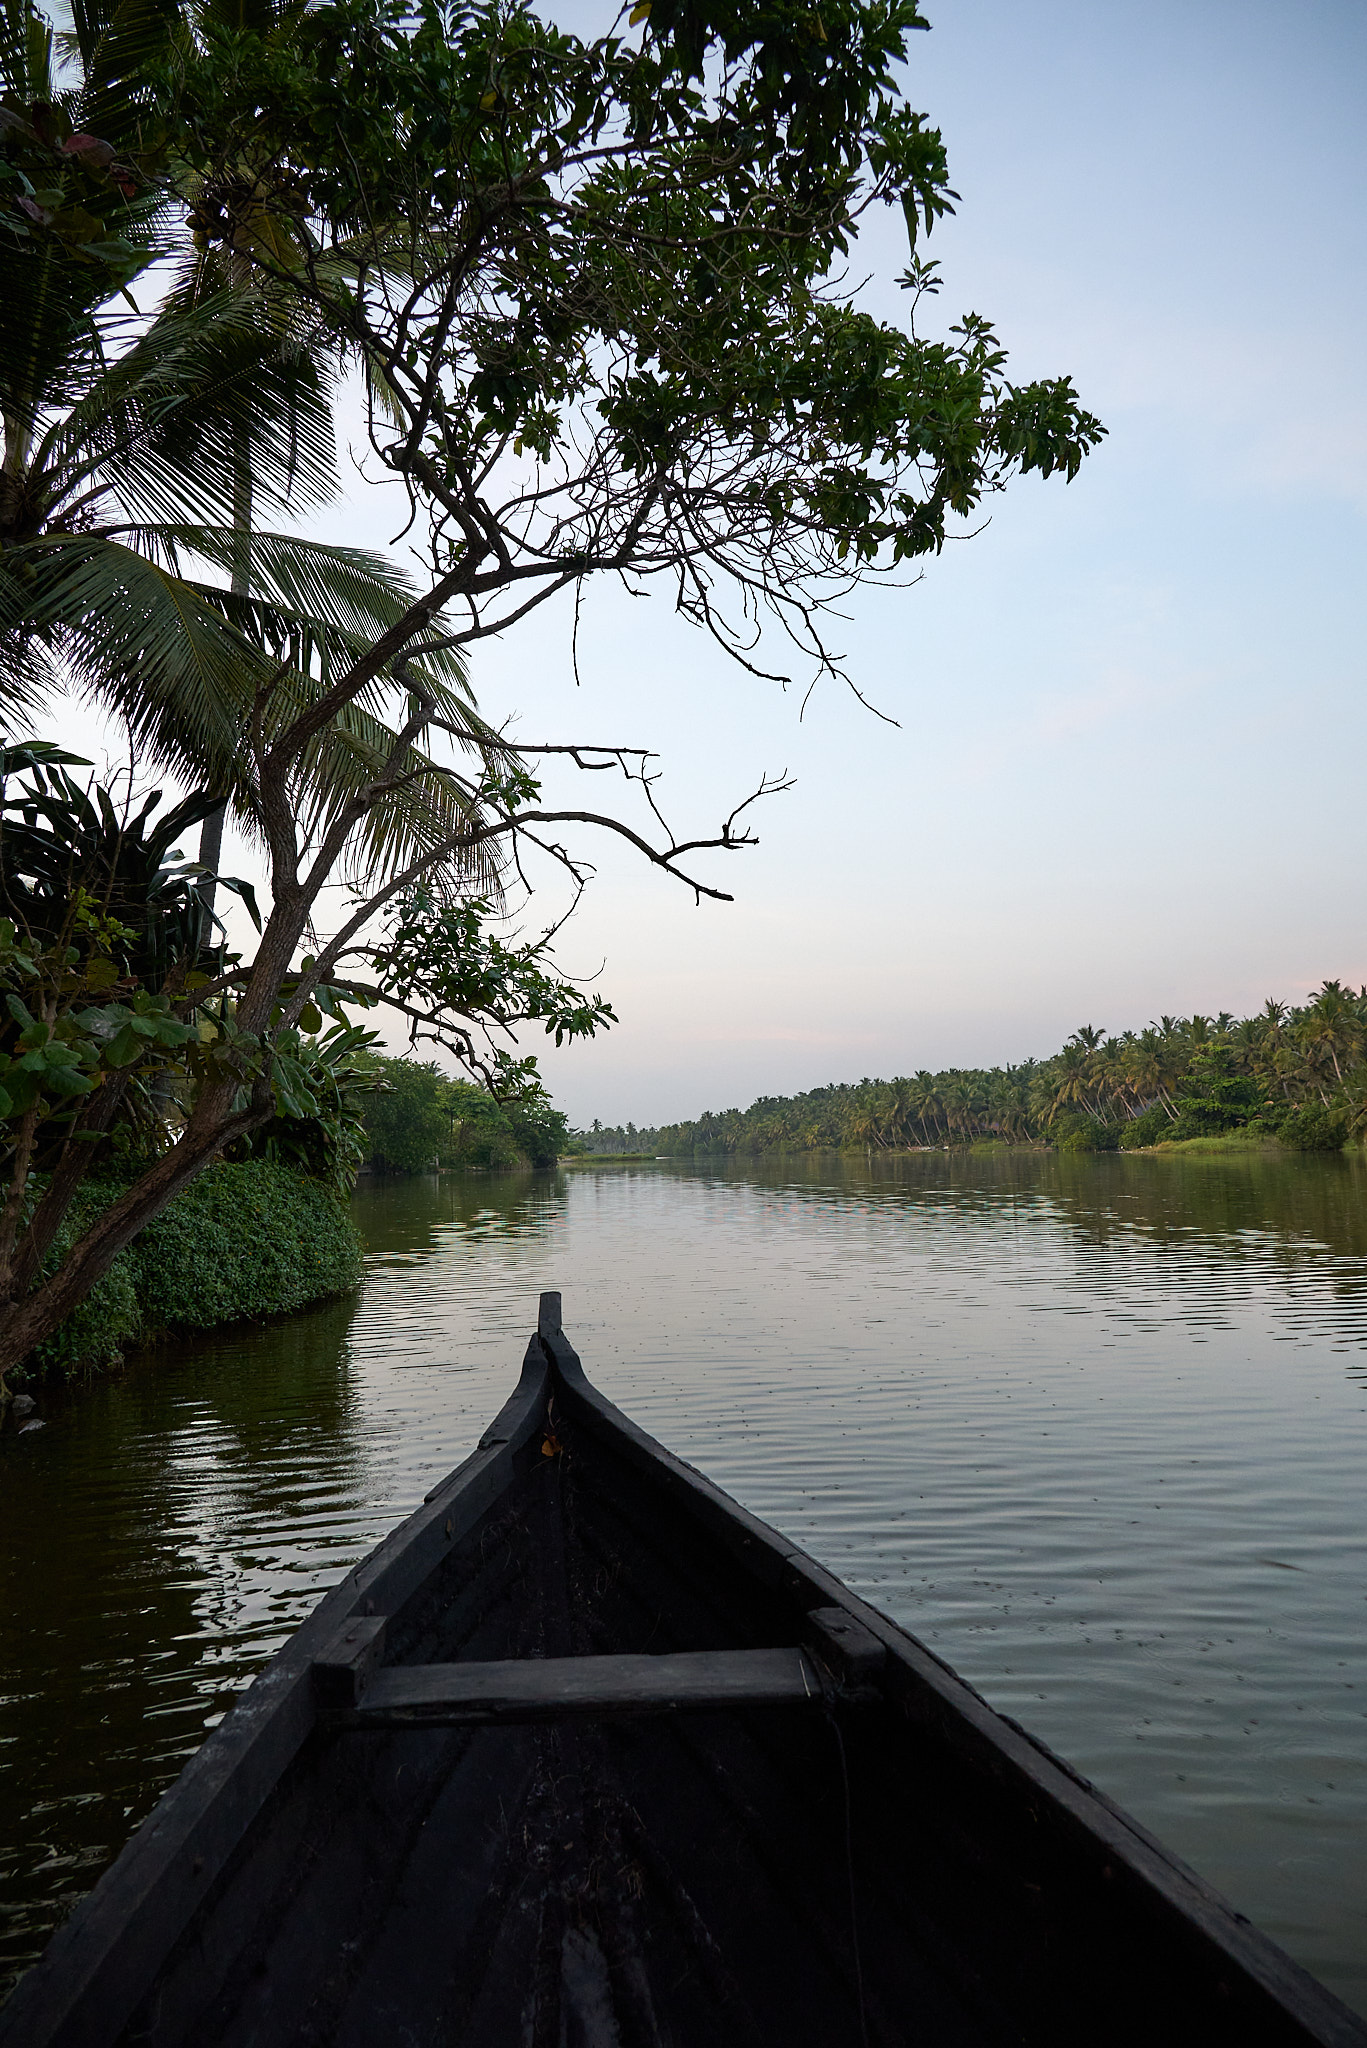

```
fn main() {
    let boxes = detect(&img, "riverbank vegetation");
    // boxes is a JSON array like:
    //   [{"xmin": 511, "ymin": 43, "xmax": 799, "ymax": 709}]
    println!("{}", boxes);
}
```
[
  {"xmin": 16, "ymin": 1041, "xmax": 577, "ymax": 1380},
  {"xmin": 360, "ymin": 1059, "xmax": 571, "ymax": 1172},
  {"xmin": 19, "ymin": 1161, "xmax": 362, "ymax": 1386},
  {"xmin": 581, "ymin": 985, "xmax": 1367, "ymax": 1156}
]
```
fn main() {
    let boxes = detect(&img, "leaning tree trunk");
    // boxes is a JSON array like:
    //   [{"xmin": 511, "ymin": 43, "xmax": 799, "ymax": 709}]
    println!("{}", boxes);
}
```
[{"xmin": 198, "ymin": 409, "xmax": 253, "ymax": 904}]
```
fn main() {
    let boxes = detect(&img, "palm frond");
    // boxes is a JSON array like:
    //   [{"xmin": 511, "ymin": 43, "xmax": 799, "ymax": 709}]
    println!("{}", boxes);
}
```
[
  {"xmin": 117, "ymin": 288, "xmax": 341, "ymax": 525},
  {"xmin": 292, "ymin": 695, "xmax": 510, "ymax": 899},
  {"xmin": 162, "ymin": 524, "xmax": 473, "ymax": 698},
  {"xmin": 8, "ymin": 532, "xmax": 267, "ymax": 795},
  {"xmin": 0, "ymin": 4, "xmax": 170, "ymax": 435},
  {"xmin": 0, "ymin": 0, "xmax": 53, "ymax": 97},
  {"xmin": 2, "ymin": 524, "xmax": 513, "ymax": 902},
  {"xmin": 72, "ymin": 0, "xmax": 183, "ymax": 144},
  {"xmin": 0, "ymin": 192, "xmax": 163, "ymax": 447},
  {"xmin": 32, "ymin": 287, "xmax": 338, "ymax": 526},
  {"xmin": 0, "ymin": 552, "xmax": 64, "ymax": 716}
]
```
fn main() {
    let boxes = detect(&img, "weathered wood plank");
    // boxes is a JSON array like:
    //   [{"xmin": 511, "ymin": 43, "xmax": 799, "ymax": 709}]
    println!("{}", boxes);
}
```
[
  {"xmin": 313, "ymin": 1615, "xmax": 389, "ymax": 1709},
  {"xmin": 327, "ymin": 1647, "xmax": 819, "ymax": 1727},
  {"xmin": 805, "ymin": 1605, "xmax": 886, "ymax": 1682}
]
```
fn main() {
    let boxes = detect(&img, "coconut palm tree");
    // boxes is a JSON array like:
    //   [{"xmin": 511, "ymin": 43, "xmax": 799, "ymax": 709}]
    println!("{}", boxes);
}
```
[
  {"xmin": 1, "ymin": 0, "xmax": 499, "ymax": 893},
  {"xmin": 987, "ymin": 1066, "xmax": 1030, "ymax": 1143},
  {"xmin": 883, "ymin": 1077, "xmax": 916, "ymax": 1149},
  {"xmin": 1050, "ymin": 1043, "xmax": 1092, "ymax": 1120},
  {"xmin": 941, "ymin": 1073, "xmax": 977, "ymax": 1142},
  {"xmin": 1124, "ymin": 1028, "xmax": 1175, "ymax": 1118},
  {"xmin": 1093, "ymin": 1036, "xmax": 1127, "ymax": 1118},
  {"xmin": 1295, "ymin": 983, "xmax": 1359, "ymax": 1091},
  {"xmin": 909, "ymin": 1071, "xmax": 942, "ymax": 1144},
  {"xmin": 848, "ymin": 1104, "xmax": 880, "ymax": 1152},
  {"xmin": 1311, "ymin": 982, "xmax": 1359, "ymax": 1082}
]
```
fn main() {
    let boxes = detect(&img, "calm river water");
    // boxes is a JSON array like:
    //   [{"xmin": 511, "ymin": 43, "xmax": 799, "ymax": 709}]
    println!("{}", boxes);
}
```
[{"xmin": 3, "ymin": 1150, "xmax": 1367, "ymax": 2012}]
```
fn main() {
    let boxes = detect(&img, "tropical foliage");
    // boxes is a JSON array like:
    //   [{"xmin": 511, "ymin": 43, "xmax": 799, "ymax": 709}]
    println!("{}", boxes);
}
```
[
  {"xmin": 0, "ymin": 0, "xmax": 1101, "ymax": 1381},
  {"xmin": 0, "ymin": 1, "xmax": 493, "ymax": 866},
  {"xmin": 0, "ymin": 739, "xmax": 602, "ymax": 1377},
  {"xmin": 0, "ymin": 739, "xmax": 372, "ymax": 1210},
  {"xmin": 24, "ymin": 1159, "xmax": 363, "ymax": 1384},
  {"xmin": 360, "ymin": 1056, "xmax": 570, "ymax": 1172},
  {"xmin": 582, "ymin": 986, "xmax": 1367, "ymax": 1156}
]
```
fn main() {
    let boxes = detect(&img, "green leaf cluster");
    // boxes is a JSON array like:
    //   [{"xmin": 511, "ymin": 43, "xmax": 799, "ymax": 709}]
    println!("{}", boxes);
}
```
[
  {"xmin": 372, "ymin": 892, "xmax": 616, "ymax": 1065},
  {"xmin": 0, "ymin": 744, "xmax": 386, "ymax": 1191},
  {"xmin": 224, "ymin": 1021, "xmax": 384, "ymax": 1191},
  {"xmin": 20, "ymin": 1159, "xmax": 362, "ymax": 1384},
  {"xmin": 0, "ymin": 743, "xmax": 235, "ymax": 1160},
  {"xmin": 155, "ymin": 0, "xmax": 1104, "ymax": 618}
]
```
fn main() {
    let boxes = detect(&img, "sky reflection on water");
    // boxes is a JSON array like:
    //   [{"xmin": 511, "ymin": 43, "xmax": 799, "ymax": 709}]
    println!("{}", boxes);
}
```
[{"xmin": 2, "ymin": 1148, "xmax": 1366, "ymax": 2011}]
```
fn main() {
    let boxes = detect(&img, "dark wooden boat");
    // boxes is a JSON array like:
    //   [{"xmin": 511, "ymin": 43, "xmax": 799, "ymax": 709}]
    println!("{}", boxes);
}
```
[{"xmin": 5, "ymin": 1294, "xmax": 1365, "ymax": 2048}]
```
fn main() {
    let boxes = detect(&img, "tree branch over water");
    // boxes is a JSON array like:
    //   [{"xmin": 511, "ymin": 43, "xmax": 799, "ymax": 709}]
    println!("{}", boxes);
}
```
[{"xmin": 0, "ymin": 0, "xmax": 1103, "ymax": 1379}]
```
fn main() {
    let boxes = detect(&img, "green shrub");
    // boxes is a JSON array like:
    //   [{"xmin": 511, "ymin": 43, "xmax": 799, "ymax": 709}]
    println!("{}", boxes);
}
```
[
  {"xmin": 128, "ymin": 1162, "xmax": 362, "ymax": 1332},
  {"xmin": 28, "ymin": 1253, "xmax": 141, "ymax": 1380},
  {"xmin": 359, "ymin": 1059, "xmax": 572, "ymax": 1171},
  {"xmin": 1166, "ymin": 1109, "xmax": 1221, "ymax": 1141},
  {"xmin": 445, "ymin": 1081, "xmax": 526, "ymax": 1168},
  {"xmin": 1165, "ymin": 1051, "xmax": 1270, "ymax": 1141},
  {"xmin": 23, "ymin": 1162, "xmax": 362, "ymax": 1384},
  {"xmin": 1053, "ymin": 1114, "xmax": 1119, "ymax": 1152},
  {"xmin": 1119, "ymin": 1104, "xmax": 1172, "ymax": 1148},
  {"xmin": 362, "ymin": 1058, "xmax": 453, "ymax": 1172},
  {"xmin": 447, "ymin": 1083, "xmax": 570, "ymax": 1168},
  {"xmin": 1151, "ymin": 1129, "xmax": 1279, "ymax": 1155},
  {"xmin": 1275, "ymin": 1103, "xmax": 1348, "ymax": 1152}
]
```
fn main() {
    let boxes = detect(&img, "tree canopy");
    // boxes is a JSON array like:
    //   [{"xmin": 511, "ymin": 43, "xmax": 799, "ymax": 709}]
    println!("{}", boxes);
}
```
[
  {"xmin": 358, "ymin": 1056, "xmax": 570, "ymax": 1171},
  {"xmin": 159, "ymin": 0, "xmax": 1103, "ymax": 692}
]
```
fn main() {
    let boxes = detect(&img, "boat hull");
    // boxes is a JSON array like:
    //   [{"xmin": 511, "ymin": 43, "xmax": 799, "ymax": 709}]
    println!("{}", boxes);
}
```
[{"xmin": 3, "ymin": 1297, "xmax": 1363, "ymax": 2047}]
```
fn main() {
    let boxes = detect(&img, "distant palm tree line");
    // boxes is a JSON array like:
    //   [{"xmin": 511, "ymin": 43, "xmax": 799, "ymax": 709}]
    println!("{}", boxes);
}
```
[{"xmin": 578, "ymin": 983, "xmax": 1367, "ymax": 1156}]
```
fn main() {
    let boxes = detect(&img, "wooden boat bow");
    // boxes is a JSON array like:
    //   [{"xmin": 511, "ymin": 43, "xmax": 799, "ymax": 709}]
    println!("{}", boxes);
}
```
[{"xmin": 2, "ymin": 1290, "xmax": 1363, "ymax": 2048}]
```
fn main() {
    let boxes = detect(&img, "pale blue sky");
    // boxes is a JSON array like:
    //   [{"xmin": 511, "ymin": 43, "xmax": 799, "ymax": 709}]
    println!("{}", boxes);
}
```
[
  {"xmin": 479, "ymin": 0, "xmax": 1367, "ymax": 1125},
  {"xmin": 56, "ymin": 0, "xmax": 1367, "ymax": 1126}
]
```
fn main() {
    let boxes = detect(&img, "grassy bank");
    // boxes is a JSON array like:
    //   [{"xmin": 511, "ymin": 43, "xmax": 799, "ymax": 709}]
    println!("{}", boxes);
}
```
[
  {"xmin": 1147, "ymin": 1129, "xmax": 1285, "ymax": 1157},
  {"xmin": 17, "ymin": 1162, "xmax": 364, "ymax": 1387}
]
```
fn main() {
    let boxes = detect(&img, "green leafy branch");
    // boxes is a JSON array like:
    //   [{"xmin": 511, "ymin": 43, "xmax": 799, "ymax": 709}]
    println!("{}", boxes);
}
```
[{"xmin": 342, "ymin": 890, "xmax": 616, "ymax": 1092}]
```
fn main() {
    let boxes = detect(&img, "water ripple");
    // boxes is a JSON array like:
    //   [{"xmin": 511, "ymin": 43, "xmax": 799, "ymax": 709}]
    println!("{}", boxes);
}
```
[{"xmin": 3, "ymin": 1152, "xmax": 1367, "ymax": 2011}]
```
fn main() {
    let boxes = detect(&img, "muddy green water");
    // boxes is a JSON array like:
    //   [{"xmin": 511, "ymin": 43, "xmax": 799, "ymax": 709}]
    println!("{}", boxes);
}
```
[{"xmin": 2, "ymin": 1151, "xmax": 1367, "ymax": 2013}]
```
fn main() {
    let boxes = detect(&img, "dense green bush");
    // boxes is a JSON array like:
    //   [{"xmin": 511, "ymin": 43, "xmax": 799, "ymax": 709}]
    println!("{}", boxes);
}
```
[
  {"xmin": 1053, "ymin": 1114, "xmax": 1119, "ymax": 1152},
  {"xmin": 1119, "ymin": 1104, "xmax": 1173, "ymax": 1148},
  {"xmin": 130, "ymin": 1162, "xmax": 363, "ymax": 1331},
  {"xmin": 358, "ymin": 1057, "xmax": 571, "ymax": 1172},
  {"xmin": 22, "ymin": 1163, "xmax": 362, "ymax": 1384},
  {"xmin": 361, "ymin": 1059, "xmax": 454, "ymax": 1172},
  {"xmin": 1165, "ymin": 1051, "xmax": 1270, "ymax": 1140},
  {"xmin": 28, "ymin": 1238, "xmax": 142, "ymax": 1379},
  {"xmin": 446, "ymin": 1081, "xmax": 569, "ymax": 1168},
  {"xmin": 1275, "ymin": 1104, "xmax": 1348, "ymax": 1152}
]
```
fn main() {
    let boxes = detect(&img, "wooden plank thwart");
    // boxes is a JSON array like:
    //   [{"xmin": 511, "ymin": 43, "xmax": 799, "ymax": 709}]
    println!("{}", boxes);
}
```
[{"xmin": 318, "ymin": 1646, "xmax": 821, "ymax": 1727}]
